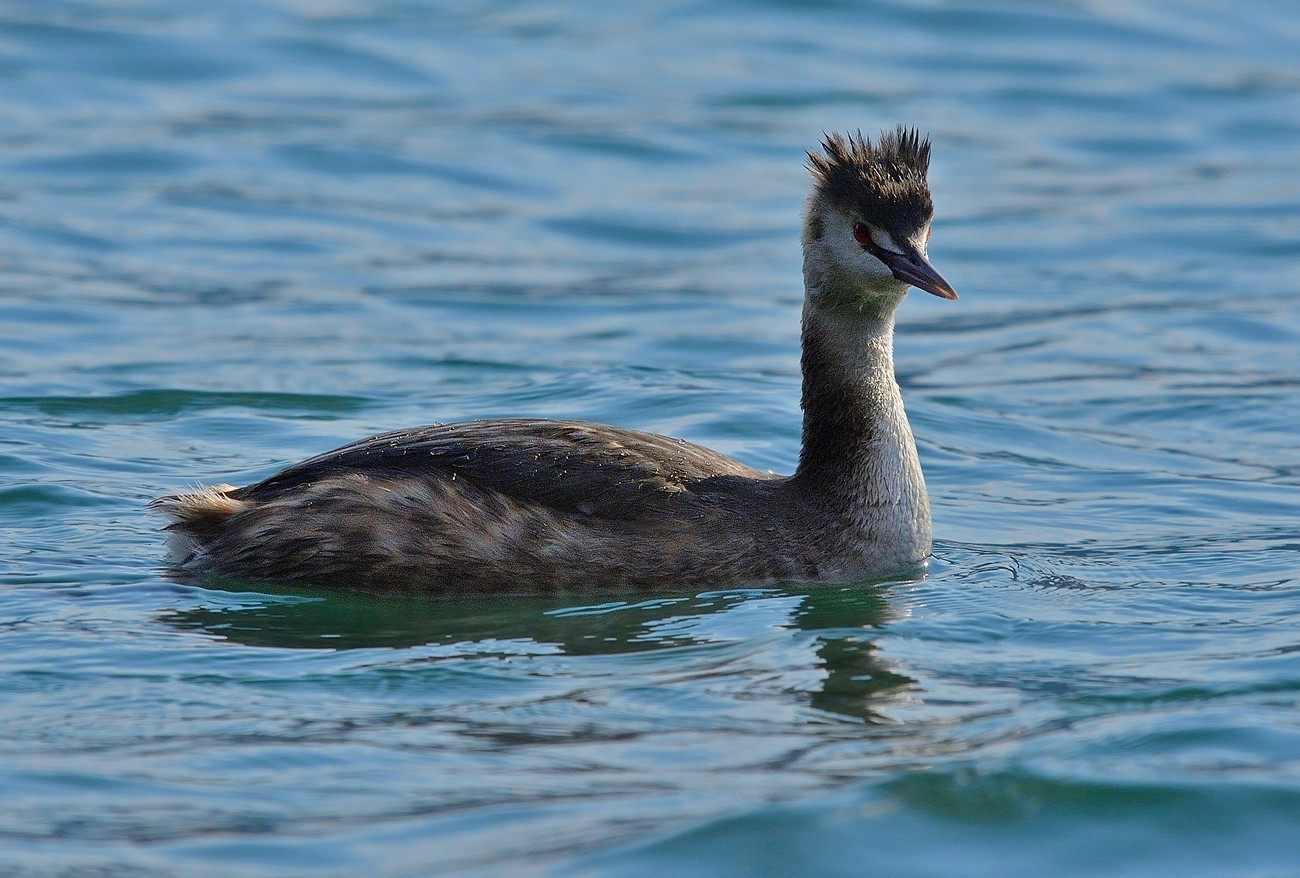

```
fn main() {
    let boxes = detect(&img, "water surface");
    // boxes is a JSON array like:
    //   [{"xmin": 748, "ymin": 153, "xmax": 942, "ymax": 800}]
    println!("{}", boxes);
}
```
[{"xmin": 2, "ymin": 1, "xmax": 1299, "ymax": 876}]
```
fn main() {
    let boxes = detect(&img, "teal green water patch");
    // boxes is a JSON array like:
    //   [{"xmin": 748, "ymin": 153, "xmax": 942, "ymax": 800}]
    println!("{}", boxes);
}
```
[
  {"xmin": 579, "ymin": 769, "xmax": 1300, "ymax": 878},
  {"xmin": 13, "ymin": 148, "xmax": 197, "ymax": 177},
  {"xmin": 4, "ymin": 19, "xmax": 243, "ymax": 83},
  {"xmin": 2, "ymin": 390, "xmax": 370, "ymax": 419},
  {"xmin": 527, "ymin": 130, "xmax": 699, "ymax": 162},
  {"xmin": 265, "ymin": 37, "xmax": 437, "ymax": 86},
  {"xmin": 275, "ymin": 144, "xmax": 524, "ymax": 192},
  {"xmin": 541, "ymin": 216, "xmax": 766, "ymax": 250},
  {"xmin": 0, "ymin": 483, "xmax": 120, "ymax": 514}
]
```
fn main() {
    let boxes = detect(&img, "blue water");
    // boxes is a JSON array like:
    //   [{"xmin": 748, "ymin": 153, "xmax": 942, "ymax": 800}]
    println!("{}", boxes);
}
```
[{"xmin": 3, "ymin": 1, "xmax": 1299, "ymax": 875}]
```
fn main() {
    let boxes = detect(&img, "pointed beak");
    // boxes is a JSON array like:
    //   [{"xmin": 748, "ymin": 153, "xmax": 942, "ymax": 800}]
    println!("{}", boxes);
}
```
[{"xmin": 874, "ymin": 246, "xmax": 958, "ymax": 300}]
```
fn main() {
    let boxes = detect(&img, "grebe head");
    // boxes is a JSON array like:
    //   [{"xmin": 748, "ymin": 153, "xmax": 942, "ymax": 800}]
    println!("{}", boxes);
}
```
[{"xmin": 802, "ymin": 127, "xmax": 956, "ymax": 317}]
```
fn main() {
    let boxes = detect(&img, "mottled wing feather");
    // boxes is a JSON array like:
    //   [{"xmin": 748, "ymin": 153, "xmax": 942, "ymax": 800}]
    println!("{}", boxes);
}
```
[{"xmin": 234, "ymin": 418, "xmax": 771, "ymax": 520}]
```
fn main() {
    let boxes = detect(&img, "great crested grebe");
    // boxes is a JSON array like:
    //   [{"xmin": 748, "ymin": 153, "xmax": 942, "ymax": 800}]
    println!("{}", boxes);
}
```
[{"xmin": 153, "ymin": 127, "xmax": 958, "ymax": 593}]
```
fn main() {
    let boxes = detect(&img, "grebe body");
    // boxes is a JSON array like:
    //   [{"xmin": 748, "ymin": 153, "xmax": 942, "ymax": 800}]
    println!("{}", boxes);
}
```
[{"xmin": 153, "ymin": 128, "xmax": 957, "ymax": 593}]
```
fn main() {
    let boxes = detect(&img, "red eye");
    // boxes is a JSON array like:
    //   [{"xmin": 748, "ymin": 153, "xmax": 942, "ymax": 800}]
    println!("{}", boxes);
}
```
[{"xmin": 852, "ymin": 223, "xmax": 872, "ymax": 245}]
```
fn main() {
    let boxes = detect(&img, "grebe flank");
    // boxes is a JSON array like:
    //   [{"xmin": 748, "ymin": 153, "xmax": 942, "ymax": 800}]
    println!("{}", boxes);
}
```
[{"xmin": 152, "ymin": 127, "xmax": 958, "ymax": 593}]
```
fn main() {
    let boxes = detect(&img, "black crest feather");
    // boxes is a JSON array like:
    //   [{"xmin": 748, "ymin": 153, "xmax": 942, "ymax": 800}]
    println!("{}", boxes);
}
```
[{"xmin": 807, "ymin": 126, "xmax": 934, "ymax": 235}]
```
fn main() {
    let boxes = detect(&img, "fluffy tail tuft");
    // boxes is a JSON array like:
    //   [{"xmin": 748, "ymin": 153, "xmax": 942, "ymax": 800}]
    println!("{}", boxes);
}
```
[{"xmin": 149, "ymin": 484, "xmax": 249, "ymax": 564}]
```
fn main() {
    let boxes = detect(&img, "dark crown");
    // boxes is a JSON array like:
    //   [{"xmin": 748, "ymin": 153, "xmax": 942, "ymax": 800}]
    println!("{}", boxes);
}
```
[{"xmin": 807, "ymin": 127, "xmax": 934, "ymax": 235}]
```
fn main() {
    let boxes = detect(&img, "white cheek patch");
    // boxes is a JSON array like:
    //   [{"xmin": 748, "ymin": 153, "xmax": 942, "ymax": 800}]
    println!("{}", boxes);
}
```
[
  {"xmin": 868, "ymin": 226, "xmax": 903, "ymax": 255},
  {"xmin": 870, "ymin": 225, "xmax": 932, "ymax": 258}
]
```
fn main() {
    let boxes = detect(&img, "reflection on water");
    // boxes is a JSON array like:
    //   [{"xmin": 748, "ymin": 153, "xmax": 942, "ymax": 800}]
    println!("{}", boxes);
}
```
[{"xmin": 163, "ymin": 581, "xmax": 912, "ymax": 725}]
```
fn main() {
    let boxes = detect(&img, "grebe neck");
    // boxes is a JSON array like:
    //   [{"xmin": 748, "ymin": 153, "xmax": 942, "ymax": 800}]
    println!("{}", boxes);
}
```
[{"xmin": 792, "ymin": 297, "xmax": 928, "ymax": 553}]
